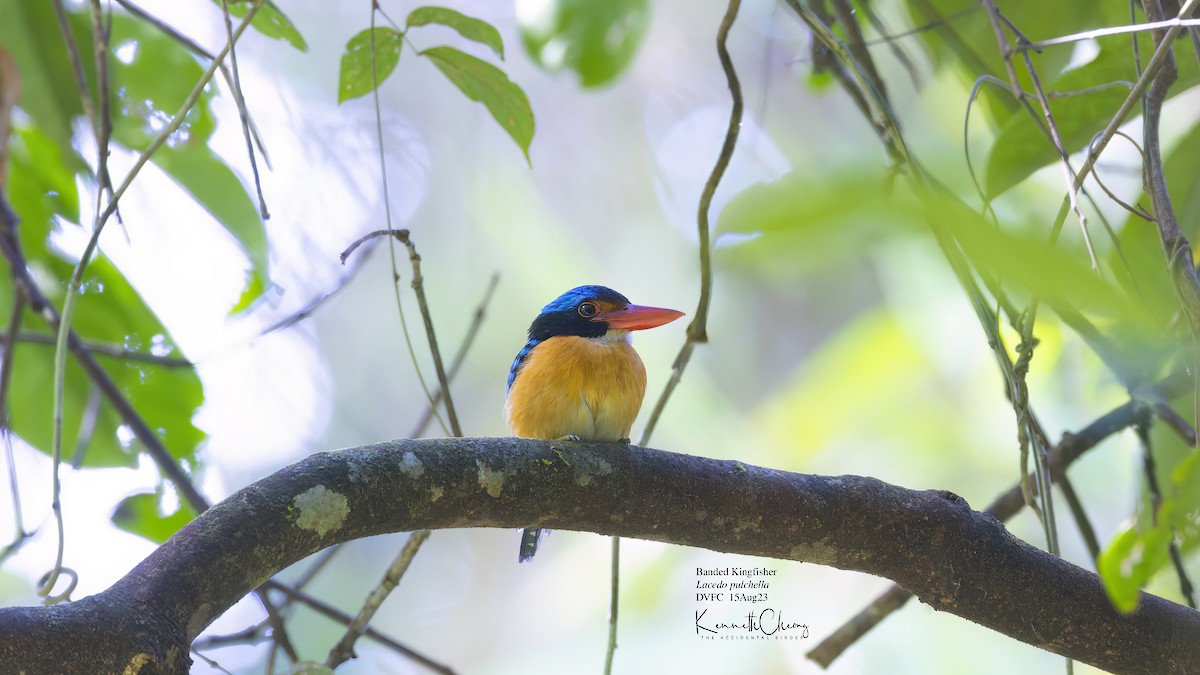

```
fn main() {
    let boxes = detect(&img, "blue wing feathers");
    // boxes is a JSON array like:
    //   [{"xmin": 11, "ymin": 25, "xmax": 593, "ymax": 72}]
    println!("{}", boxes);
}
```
[{"xmin": 507, "ymin": 338, "xmax": 541, "ymax": 391}]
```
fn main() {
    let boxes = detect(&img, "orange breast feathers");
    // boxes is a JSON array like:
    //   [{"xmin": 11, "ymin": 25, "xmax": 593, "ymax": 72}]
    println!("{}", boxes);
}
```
[{"xmin": 505, "ymin": 334, "xmax": 648, "ymax": 441}]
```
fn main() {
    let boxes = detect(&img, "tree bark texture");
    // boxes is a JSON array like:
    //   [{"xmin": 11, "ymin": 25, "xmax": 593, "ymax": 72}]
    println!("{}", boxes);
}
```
[{"xmin": 1, "ymin": 438, "xmax": 1197, "ymax": 673}]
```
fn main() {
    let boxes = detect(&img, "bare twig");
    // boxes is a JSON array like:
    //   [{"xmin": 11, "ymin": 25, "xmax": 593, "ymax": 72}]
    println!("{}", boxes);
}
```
[
  {"xmin": 1139, "ymin": 0, "xmax": 1200, "ymax": 353},
  {"xmin": 68, "ymin": 384, "xmax": 101, "ymax": 468},
  {"xmin": 189, "ymin": 649, "xmax": 233, "ymax": 675},
  {"xmin": 88, "ymin": 0, "xmax": 116, "ymax": 208},
  {"xmin": 0, "ymin": 285, "xmax": 29, "ymax": 565},
  {"xmin": 830, "ymin": 0, "xmax": 887, "ymax": 102},
  {"xmin": 219, "ymin": 0, "xmax": 270, "ymax": 219},
  {"xmin": 857, "ymin": 1, "xmax": 921, "ymax": 88},
  {"xmin": 1021, "ymin": 16, "xmax": 1200, "ymax": 50},
  {"xmin": 979, "ymin": 0, "xmax": 1068, "ymax": 564},
  {"xmin": 2, "ymin": 331, "xmax": 193, "ymax": 367},
  {"xmin": 394, "ymin": 230, "xmax": 461, "ymax": 437},
  {"xmin": 640, "ymin": 0, "xmax": 742, "ymax": 443},
  {"xmin": 50, "ymin": 0, "xmax": 98, "ymax": 170},
  {"xmin": 363, "ymin": 10, "xmax": 451, "ymax": 438},
  {"xmin": 610, "ymin": 1, "xmax": 743, "ymax": 671},
  {"xmin": 1058, "ymin": 474, "xmax": 1101, "ymax": 562},
  {"xmin": 409, "ymin": 273, "xmax": 498, "ymax": 438},
  {"xmin": 111, "ymin": 0, "xmax": 271, "ymax": 163},
  {"xmin": 262, "ymin": 580, "xmax": 456, "ymax": 675},
  {"xmin": 326, "ymin": 530, "xmax": 431, "ymax": 668},
  {"xmin": 1134, "ymin": 411, "xmax": 1197, "ymax": 607},
  {"xmin": 1087, "ymin": 130, "xmax": 1155, "ymax": 222}
]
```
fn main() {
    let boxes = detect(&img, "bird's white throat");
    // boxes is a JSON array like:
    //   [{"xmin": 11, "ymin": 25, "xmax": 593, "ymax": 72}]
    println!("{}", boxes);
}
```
[{"xmin": 596, "ymin": 329, "xmax": 632, "ymax": 344}]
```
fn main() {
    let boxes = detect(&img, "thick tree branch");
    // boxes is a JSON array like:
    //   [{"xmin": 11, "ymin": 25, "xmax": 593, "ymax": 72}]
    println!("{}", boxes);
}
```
[{"xmin": 0, "ymin": 439, "xmax": 1197, "ymax": 674}]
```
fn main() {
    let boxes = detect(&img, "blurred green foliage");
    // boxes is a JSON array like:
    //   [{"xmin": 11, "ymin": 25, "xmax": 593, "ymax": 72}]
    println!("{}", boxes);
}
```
[
  {"xmin": 0, "ymin": 0, "xmax": 300, "ymax": 536},
  {"xmin": 517, "ymin": 0, "xmax": 651, "ymax": 88}
]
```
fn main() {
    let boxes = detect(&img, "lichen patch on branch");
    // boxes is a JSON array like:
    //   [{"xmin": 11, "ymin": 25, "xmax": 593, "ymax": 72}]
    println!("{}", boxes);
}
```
[
  {"xmin": 292, "ymin": 485, "xmax": 349, "ymax": 537},
  {"xmin": 399, "ymin": 451, "xmax": 426, "ymax": 478},
  {"xmin": 476, "ymin": 459, "xmax": 515, "ymax": 498},
  {"xmin": 573, "ymin": 454, "xmax": 613, "ymax": 486}
]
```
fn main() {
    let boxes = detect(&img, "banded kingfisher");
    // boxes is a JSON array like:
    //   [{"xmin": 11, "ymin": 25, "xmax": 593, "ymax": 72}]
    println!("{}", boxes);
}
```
[{"xmin": 505, "ymin": 285, "xmax": 684, "ymax": 562}]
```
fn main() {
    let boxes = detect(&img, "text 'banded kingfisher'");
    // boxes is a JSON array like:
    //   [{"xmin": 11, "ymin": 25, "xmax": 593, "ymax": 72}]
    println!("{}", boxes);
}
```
[{"xmin": 505, "ymin": 285, "xmax": 684, "ymax": 562}]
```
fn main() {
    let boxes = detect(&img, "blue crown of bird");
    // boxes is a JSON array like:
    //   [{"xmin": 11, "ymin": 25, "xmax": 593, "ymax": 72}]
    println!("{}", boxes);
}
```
[{"xmin": 505, "ymin": 285, "xmax": 684, "ymax": 562}]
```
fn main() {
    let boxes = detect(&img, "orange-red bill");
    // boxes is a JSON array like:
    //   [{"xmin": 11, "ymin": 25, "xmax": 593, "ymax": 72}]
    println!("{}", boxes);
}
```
[{"xmin": 597, "ymin": 304, "xmax": 685, "ymax": 331}]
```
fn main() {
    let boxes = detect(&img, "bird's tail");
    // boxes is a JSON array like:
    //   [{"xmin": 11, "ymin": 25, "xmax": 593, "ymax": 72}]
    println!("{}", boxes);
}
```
[{"xmin": 518, "ymin": 527, "xmax": 544, "ymax": 562}]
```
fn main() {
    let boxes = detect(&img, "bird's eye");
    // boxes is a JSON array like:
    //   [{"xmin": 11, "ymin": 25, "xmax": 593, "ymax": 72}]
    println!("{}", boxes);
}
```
[{"xmin": 578, "ymin": 302, "xmax": 598, "ymax": 318}]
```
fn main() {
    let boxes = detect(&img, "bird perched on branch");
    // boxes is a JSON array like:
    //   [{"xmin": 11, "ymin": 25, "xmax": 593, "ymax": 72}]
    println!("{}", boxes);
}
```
[{"xmin": 505, "ymin": 285, "xmax": 684, "ymax": 562}]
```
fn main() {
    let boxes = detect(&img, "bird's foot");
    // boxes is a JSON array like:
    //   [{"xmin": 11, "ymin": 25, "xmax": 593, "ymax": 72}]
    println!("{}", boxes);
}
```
[
  {"xmin": 554, "ymin": 434, "xmax": 583, "ymax": 442},
  {"xmin": 617, "ymin": 437, "xmax": 631, "ymax": 445}
]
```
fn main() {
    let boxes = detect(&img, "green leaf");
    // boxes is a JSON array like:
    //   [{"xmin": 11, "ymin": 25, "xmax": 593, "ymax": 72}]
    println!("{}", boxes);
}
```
[
  {"xmin": 0, "ymin": 1, "xmax": 86, "ymax": 150},
  {"xmin": 985, "ymin": 38, "xmax": 1200, "ymax": 197},
  {"xmin": 112, "ymin": 490, "xmax": 198, "ymax": 544},
  {"xmin": 147, "ymin": 145, "xmax": 269, "ymax": 303},
  {"xmin": 715, "ymin": 169, "xmax": 922, "ymax": 277},
  {"xmin": 1098, "ymin": 522, "xmax": 1171, "ymax": 613},
  {"xmin": 7, "ymin": 124, "xmax": 81, "ymax": 231},
  {"xmin": 407, "ymin": 6, "xmax": 504, "ymax": 60},
  {"xmin": 984, "ymin": 47, "xmax": 1127, "ymax": 198},
  {"xmin": 338, "ymin": 27, "xmax": 403, "ymax": 103},
  {"xmin": 1098, "ymin": 449, "xmax": 1200, "ymax": 612},
  {"xmin": 901, "ymin": 0, "xmax": 1119, "ymax": 126},
  {"xmin": 518, "ymin": 0, "xmax": 650, "ymax": 88},
  {"xmin": 217, "ymin": 0, "xmax": 308, "ymax": 51},
  {"xmin": 231, "ymin": 268, "xmax": 267, "ymax": 313},
  {"xmin": 937, "ymin": 204, "xmax": 1146, "ymax": 324},
  {"xmin": 421, "ymin": 46, "xmax": 535, "ymax": 161}
]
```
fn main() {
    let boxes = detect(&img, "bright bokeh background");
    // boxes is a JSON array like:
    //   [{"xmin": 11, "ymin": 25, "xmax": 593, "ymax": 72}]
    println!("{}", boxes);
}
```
[{"xmin": 2, "ymin": 0, "xmax": 1189, "ymax": 673}]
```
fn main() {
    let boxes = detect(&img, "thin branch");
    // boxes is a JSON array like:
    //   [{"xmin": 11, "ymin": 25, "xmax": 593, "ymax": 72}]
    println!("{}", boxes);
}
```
[
  {"xmin": 409, "ymin": 273, "xmax": 499, "ymax": 438},
  {"xmin": 111, "ymin": 0, "xmax": 271, "ymax": 164},
  {"xmin": 1058, "ymin": 474, "xmax": 1101, "ymax": 562},
  {"xmin": 325, "ymin": 530, "xmax": 430, "ymax": 668},
  {"xmin": 68, "ymin": 384, "xmax": 101, "ymax": 468},
  {"xmin": 1, "ymin": 331, "xmax": 193, "ymax": 367},
  {"xmin": 1087, "ymin": 130, "xmax": 1155, "ymax": 222},
  {"xmin": 339, "ymin": 229, "xmax": 451, "ymax": 436},
  {"xmin": 1021, "ymin": 16, "xmax": 1200, "ymax": 51},
  {"xmin": 612, "ymin": 2, "xmax": 743, "ymax": 670},
  {"xmin": 364, "ymin": 9, "xmax": 451, "ymax": 438},
  {"xmin": 1139, "ymin": 0, "xmax": 1200, "ymax": 355},
  {"xmin": 856, "ymin": 0, "xmax": 921, "ymax": 88},
  {"xmin": 394, "ymin": 230, "xmax": 461, "ymax": 437},
  {"xmin": 0, "ymin": 285, "xmax": 29, "ymax": 565},
  {"xmin": 639, "ymin": 0, "xmax": 742, "ymax": 442},
  {"xmin": 219, "ymin": 0, "xmax": 269, "ymax": 219},
  {"xmin": 262, "ymin": 581, "xmax": 456, "ymax": 675},
  {"xmin": 1134, "ymin": 410, "xmax": 1197, "ymax": 607},
  {"xmin": 50, "ymin": 0, "xmax": 98, "ymax": 174},
  {"xmin": 189, "ymin": 648, "xmax": 233, "ymax": 675},
  {"xmin": 88, "ymin": 0, "xmax": 115, "ymax": 207},
  {"xmin": 830, "ymin": 0, "xmax": 887, "ymax": 102},
  {"xmin": 979, "ymin": 0, "xmax": 1067, "ymax": 563},
  {"xmin": 0, "ymin": 221, "xmax": 208, "ymax": 512}
]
